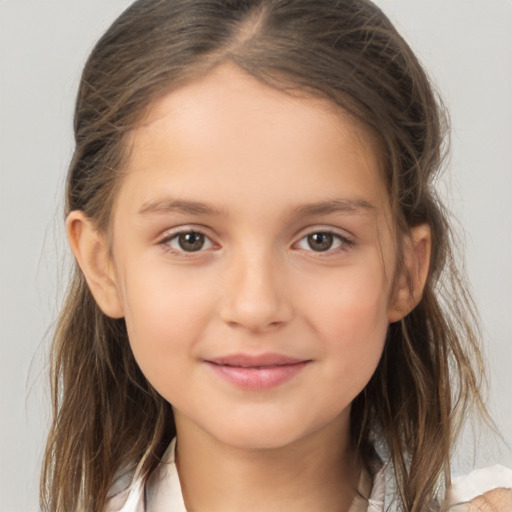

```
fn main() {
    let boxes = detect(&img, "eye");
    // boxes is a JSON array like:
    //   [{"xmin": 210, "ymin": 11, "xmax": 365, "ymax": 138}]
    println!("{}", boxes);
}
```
[
  {"xmin": 296, "ymin": 231, "xmax": 347, "ymax": 252},
  {"xmin": 162, "ymin": 230, "xmax": 214, "ymax": 253}
]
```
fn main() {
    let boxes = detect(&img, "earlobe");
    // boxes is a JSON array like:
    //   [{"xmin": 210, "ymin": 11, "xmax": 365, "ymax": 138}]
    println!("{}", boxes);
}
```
[
  {"xmin": 66, "ymin": 211, "xmax": 124, "ymax": 319},
  {"xmin": 388, "ymin": 224, "xmax": 431, "ymax": 323}
]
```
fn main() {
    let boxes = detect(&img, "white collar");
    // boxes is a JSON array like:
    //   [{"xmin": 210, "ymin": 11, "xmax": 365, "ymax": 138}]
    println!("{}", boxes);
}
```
[
  {"xmin": 109, "ymin": 442, "xmax": 512, "ymax": 512},
  {"xmin": 110, "ymin": 438, "xmax": 386, "ymax": 512}
]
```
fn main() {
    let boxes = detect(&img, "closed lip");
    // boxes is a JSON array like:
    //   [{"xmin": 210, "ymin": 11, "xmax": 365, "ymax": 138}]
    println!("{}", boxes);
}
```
[
  {"xmin": 204, "ymin": 353, "xmax": 311, "ymax": 368},
  {"xmin": 204, "ymin": 353, "xmax": 312, "ymax": 390}
]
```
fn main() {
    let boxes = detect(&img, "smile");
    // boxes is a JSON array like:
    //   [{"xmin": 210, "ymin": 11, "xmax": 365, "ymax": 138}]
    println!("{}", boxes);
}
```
[{"xmin": 204, "ymin": 353, "xmax": 311, "ymax": 391}]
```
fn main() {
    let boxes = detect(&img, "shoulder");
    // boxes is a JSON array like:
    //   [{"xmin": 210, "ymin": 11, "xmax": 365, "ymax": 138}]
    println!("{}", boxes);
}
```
[
  {"xmin": 447, "ymin": 465, "xmax": 512, "ymax": 512},
  {"xmin": 104, "ymin": 469, "xmax": 144, "ymax": 512},
  {"xmin": 104, "ymin": 438, "xmax": 179, "ymax": 512}
]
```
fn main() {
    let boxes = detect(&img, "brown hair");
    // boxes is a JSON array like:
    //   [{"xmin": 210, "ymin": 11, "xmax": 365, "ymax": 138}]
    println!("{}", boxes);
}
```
[{"xmin": 41, "ymin": 1, "xmax": 486, "ymax": 510}]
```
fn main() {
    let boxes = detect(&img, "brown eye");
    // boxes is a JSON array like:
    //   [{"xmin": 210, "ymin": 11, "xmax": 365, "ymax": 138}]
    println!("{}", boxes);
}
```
[
  {"xmin": 307, "ymin": 232, "xmax": 334, "ymax": 252},
  {"xmin": 177, "ymin": 232, "xmax": 206, "ymax": 252},
  {"xmin": 162, "ymin": 229, "xmax": 214, "ymax": 254},
  {"xmin": 295, "ymin": 231, "xmax": 348, "ymax": 253}
]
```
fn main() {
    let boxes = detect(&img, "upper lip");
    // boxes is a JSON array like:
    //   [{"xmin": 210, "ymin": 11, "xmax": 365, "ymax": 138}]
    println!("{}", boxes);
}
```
[{"xmin": 205, "ymin": 353, "xmax": 310, "ymax": 368}]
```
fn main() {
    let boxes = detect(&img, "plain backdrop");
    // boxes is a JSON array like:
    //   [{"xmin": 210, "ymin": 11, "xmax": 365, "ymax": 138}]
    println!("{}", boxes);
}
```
[{"xmin": 1, "ymin": 1, "xmax": 511, "ymax": 510}]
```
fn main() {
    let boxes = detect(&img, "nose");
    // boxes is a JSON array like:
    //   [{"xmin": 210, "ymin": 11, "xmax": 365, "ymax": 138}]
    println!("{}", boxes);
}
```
[{"xmin": 219, "ymin": 249, "xmax": 293, "ymax": 332}]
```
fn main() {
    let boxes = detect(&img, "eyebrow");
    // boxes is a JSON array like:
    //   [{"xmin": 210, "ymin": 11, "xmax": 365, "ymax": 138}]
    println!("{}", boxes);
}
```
[
  {"xmin": 138, "ymin": 198, "xmax": 227, "ymax": 216},
  {"xmin": 138, "ymin": 197, "xmax": 375, "ymax": 217},
  {"xmin": 293, "ymin": 198, "xmax": 376, "ymax": 216}
]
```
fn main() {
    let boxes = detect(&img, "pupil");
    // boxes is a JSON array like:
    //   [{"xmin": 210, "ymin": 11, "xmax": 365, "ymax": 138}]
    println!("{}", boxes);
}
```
[
  {"xmin": 178, "ymin": 232, "xmax": 205, "ymax": 252},
  {"xmin": 308, "ymin": 232, "xmax": 333, "ymax": 252}
]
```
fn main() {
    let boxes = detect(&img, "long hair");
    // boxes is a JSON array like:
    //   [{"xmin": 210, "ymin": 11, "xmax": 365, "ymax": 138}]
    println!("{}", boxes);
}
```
[{"xmin": 41, "ymin": 1, "xmax": 486, "ymax": 510}]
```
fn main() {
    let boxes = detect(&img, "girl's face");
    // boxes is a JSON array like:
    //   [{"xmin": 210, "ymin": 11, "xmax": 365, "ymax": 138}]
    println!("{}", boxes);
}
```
[{"xmin": 82, "ymin": 65, "xmax": 418, "ymax": 450}]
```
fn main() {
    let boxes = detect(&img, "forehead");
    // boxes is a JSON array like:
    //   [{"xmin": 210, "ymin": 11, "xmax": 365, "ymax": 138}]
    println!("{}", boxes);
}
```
[{"xmin": 120, "ymin": 63, "xmax": 388, "ymax": 218}]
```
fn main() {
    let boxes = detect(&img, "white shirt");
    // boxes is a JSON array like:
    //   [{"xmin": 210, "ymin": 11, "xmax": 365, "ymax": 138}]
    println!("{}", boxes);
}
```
[{"xmin": 105, "ymin": 439, "xmax": 512, "ymax": 512}]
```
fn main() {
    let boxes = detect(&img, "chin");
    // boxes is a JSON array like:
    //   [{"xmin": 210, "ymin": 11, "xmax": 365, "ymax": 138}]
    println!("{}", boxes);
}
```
[
  {"xmin": 203, "ymin": 411, "xmax": 331, "ymax": 452},
  {"xmin": 214, "ymin": 426, "xmax": 306, "ymax": 451}
]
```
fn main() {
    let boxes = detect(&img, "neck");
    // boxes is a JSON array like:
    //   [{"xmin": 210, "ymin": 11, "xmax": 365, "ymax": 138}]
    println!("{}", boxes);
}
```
[{"xmin": 173, "ymin": 411, "xmax": 361, "ymax": 512}]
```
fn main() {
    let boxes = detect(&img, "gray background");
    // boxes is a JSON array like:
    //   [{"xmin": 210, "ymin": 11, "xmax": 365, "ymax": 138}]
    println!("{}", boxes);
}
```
[{"xmin": 1, "ymin": 1, "xmax": 511, "ymax": 510}]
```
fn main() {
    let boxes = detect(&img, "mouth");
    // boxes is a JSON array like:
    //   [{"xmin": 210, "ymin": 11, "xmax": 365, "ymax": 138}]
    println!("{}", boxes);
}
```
[{"xmin": 204, "ymin": 353, "xmax": 311, "ymax": 390}]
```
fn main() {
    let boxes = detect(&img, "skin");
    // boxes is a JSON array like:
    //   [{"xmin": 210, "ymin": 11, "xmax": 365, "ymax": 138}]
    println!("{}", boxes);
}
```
[
  {"xmin": 68, "ymin": 64, "xmax": 431, "ymax": 512},
  {"xmin": 465, "ymin": 489, "xmax": 512, "ymax": 511}
]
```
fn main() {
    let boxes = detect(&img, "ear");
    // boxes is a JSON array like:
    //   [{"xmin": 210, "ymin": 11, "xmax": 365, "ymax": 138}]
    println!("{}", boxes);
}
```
[
  {"xmin": 388, "ymin": 224, "xmax": 431, "ymax": 323},
  {"xmin": 66, "ymin": 211, "xmax": 124, "ymax": 318}
]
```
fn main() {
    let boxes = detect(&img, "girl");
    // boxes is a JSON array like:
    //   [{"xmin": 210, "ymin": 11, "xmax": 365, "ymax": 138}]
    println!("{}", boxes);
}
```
[{"xmin": 40, "ymin": 1, "xmax": 512, "ymax": 511}]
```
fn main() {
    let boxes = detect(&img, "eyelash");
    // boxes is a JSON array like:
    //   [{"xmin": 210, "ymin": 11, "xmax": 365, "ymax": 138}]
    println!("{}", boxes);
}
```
[
  {"xmin": 158, "ymin": 228, "xmax": 214, "ymax": 255},
  {"xmin": 157, "ymin": 227, "xmax": 354, "ymax": 256},
  {"xmin": 294, "ymin": 230, "xmax": 354, "ymax": 254}
]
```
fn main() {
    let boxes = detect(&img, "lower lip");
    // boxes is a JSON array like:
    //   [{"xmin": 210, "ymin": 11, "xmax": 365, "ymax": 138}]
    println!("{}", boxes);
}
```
[{"xmin": 205, "ymin": 361, "xmax": 310, "ymax": 390}]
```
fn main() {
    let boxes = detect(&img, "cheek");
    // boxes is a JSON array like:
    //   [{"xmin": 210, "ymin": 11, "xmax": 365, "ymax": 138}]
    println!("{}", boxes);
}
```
[
  {"xmin": 304, "ymin": 263, "xmax": 390, "ymax": 392},
  {"xmin": 307, "ymin": 258, "xmax": 391, "ymax": 335},
  {"xmin": 117, "ymin": 262, "xmax": 216, "ymax": 390}
]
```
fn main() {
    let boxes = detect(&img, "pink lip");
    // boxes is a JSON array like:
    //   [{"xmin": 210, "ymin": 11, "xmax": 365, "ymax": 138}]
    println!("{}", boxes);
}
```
[{"xmin": 204, "ymin": 353, "xmax": 311, "ymax": 391}]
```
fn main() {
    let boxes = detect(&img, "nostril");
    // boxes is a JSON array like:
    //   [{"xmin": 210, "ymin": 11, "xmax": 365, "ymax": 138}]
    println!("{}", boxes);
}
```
[
  {"xmin": 218, "ymin": 257, "xmax": 294, "ymax": 331},
  {"xmin": 220, "ymin": 300, "xmax": 292, "ymax": 332}
]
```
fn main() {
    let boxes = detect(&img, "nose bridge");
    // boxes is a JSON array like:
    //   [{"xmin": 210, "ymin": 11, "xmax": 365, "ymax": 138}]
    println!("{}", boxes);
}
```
[{"xmin": 220, "ymin": 242, "xmax": 292, "ymax": 331}]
